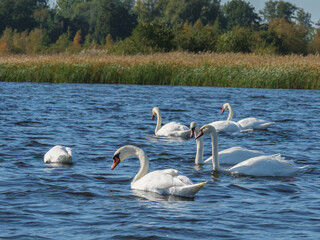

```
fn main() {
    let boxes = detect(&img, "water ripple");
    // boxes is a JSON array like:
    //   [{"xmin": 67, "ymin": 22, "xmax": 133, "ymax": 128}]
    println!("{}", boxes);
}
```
[{"xmin": 0, "ymin": 83, "xmax": 319, "ymax": 239}]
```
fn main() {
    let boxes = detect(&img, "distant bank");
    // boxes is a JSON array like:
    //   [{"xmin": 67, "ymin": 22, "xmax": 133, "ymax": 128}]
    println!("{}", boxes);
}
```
[{"xmin": 0, "ymin": 52, "xmax": 319, "ymax": 89}]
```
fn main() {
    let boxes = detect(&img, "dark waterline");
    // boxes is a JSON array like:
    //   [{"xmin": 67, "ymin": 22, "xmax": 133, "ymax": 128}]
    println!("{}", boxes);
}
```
[{"xmin": 0, "ymin": 82, "xmax": 319, "ymax": 239}]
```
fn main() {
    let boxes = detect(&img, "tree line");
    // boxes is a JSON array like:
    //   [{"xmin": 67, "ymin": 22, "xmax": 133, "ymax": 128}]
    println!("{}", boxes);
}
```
[{"xmin": 1, "ymin": 0, "xmax": 320, "ymax": 55}]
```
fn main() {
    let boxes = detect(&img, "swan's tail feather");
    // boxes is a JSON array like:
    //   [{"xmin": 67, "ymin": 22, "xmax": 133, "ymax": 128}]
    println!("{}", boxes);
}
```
[
  {"xmin": 299, "ymin": 165, "xmax": 309, "ymax": 169},
  {"xmin": 171, "ymin": 181, "xmax": 207, "ymax": 197},
  {"xmin": 240, "ymin": 128, "xmax": 254, "ymax": 133},
  {"xmin": 257, "ymin": 122, "xmax": 275, "ymax": 130}
]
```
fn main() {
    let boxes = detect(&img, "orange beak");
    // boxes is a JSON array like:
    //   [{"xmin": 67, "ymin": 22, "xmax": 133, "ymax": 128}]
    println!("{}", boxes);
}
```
[
  {"xmin": 221, "ymin": 108, "xmax": 225, "ymax": 114},
  {"xmin": 152, "ymin": 115, "xmax": 155, "ymax": 120},
  {"xmin": 111, "ymin": 156, "xmax": 120, "ymax": 170},
  {"xmin": 190, "ymin": 129, "xmax": 195, "ymax": 138},
  {"xmin": 195, "ymin": 130, "xmax": 204, "ymax": 139}
]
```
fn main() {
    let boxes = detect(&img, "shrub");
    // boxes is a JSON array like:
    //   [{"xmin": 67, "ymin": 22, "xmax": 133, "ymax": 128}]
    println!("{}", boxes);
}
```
[{"xmin": 216, "ymin": 26, "xmax": 253, "ymax": 53}]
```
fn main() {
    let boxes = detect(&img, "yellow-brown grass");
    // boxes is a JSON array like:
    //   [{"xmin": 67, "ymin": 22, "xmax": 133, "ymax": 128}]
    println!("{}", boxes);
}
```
[
  {"xmin": 1, "ymin": 52, "xmax": 320, "ymax": 68},
  {"xmin": 0, "ymin": 52, "xmax": 320, "ymax": 89}
]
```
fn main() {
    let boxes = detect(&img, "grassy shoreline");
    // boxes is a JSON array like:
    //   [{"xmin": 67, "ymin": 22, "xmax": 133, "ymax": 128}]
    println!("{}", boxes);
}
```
[{"xmin": 0, "ymin": 52, "xmax": 319, "ymax": 89}]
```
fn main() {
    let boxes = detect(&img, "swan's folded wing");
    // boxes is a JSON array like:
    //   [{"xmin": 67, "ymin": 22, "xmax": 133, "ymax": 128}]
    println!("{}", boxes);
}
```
[
  {"xmin": 219, "ymin": 147, "xmax": 264, "ymax": 165},
  {"xmin": 209, "ymin": 120, "xmax": 241, "ymax": 132},
  {"xmin": 169, "ymin": 181, "xmax": 207, "ymax": 197},
  {"xmin": 132, "ymin": 171, "xmax": 173, "ymax": 191},
  {"xmin": 158, "ymin": 122, "xmax": 189, "ymax": 135},
  {"xmin": 159, "ymin": 169, "xmax": 179, "ymax": 176},
  {"xmin": 238, "ymin": 117, "xmax": 275, "ymax": 130},
  {"xmin": 228, "ymin": 154, "xmax": 302, "ymax": 177},
  {"xmin": 175, "ymin": 175, "xmax": 194, "ymax": 185}
]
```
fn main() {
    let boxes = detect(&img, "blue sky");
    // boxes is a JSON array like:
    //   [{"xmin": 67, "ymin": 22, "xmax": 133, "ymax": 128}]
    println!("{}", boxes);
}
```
[{"xmin": 49, "ymin": 0, "xmax": 320, "ymax": 24}]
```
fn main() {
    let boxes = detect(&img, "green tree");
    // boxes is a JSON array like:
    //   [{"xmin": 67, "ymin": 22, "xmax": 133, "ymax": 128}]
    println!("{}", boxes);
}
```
[
  {"xmin": 222, "ymin": 0, "xmax": 260, "ymax": 30},
  {"xmin": 313, "ymin": 28, "xmax": 320, "ymax": 53},
  {"xmin": 134, "ymin": 0, "xmax": 221, "ymax": 26},
  {"xmin": 268, "ymin": 18, "xmax": 307, "ymax": 54},
  {"xmin": 182, "ymin": 0, "xmax": 221, "ymax": 25},
  {"xmin": 296, "ymin": 8, "xmax": 312, "ymax": 29},
  {"xmin": 0, "ymin": 0, "xmax": 48, "ymax": 33},
  {"xmin": 94, "ymin": 0, "xmax": 137, "ymax": 43},
  {"xmin": 216, "ymin": 26, "xmax": 253, "ymax": 53},
  {"xmin": 174, "ymin": 19, "xmax": 217, "ymax": 52},
  {"xmin": 162, "ymin": 0, "xmax": 186, "ymax": 25},
  {"xmin": 130, "ymin": 19, "xmax": 175, "ymax": 52},
  {"xmin": 133, "ymin": 0, "xmax": 160, "ymax": 23},
  {"xmin": 260, "ymin": 0, "xmax": 297, "ymax": 23}
]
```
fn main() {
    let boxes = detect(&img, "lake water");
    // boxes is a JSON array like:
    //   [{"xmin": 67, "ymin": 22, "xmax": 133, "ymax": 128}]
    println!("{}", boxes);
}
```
[{"xmin": 0, "ymin": 82, "xmax": 319, "ymax": 239}]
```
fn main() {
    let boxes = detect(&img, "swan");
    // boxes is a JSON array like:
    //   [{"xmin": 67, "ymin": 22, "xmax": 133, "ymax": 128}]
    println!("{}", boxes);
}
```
[
  {"xmin": 44, "ymin": 145, "xmax": 73, "ymax": 164},
  {"xmin": 222, "ymin": 103, "xmax": 275, "ymax": 130},
  {"xmin": 195, "ymin": 125, "xmax": 308, "ymax": 177},
  {"xmin": 190, "ymin": 122, "xmax": 204, "ymax": 165},
  {"xmin": 152, "ymin": 107, "xmax": 190, "ymax": 139},
  {"xmin": 190, "ymin": 122, "xmax": 264, "ymax": 165},
  {"xmin": 208, "ymin": 104, "xmax": 242, "ymax": 132},
  {"xmin": 111, "ymin": 145, "xmax": 207, "ymax": 197}
]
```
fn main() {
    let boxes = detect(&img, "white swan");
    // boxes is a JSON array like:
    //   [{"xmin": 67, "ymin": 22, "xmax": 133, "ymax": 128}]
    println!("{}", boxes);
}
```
[
  {"xmin": 44, "ymin": 145, "xmax": 73, "ymax": 164},
  {"xmin": 190, "ymin": 122, "xmax": 264, "ymax": 165},
  {"xmin": 111, "ymin": 145, "xmax": 207, "ymax": 197},
  {"xmin": 208, "ymin": 104, "xmax": 242, "ymax": 132},
  {"xmin": 222, "ymin": 103, "xmax": 275, "ymax": 130},
  {"xmin": 152, "ymin": 107, "xmax": 190, "ymax": 139},
  {"xmin": 205, "ymin": 147, "xmax": 265, "ymax": 165},
  {"xmin": 190, "ymin": 122, "xmax": 204, "ymax": 165},
  {"xmin": 195, "ymin": 125, "xmax": 308, "ymax": 177}
]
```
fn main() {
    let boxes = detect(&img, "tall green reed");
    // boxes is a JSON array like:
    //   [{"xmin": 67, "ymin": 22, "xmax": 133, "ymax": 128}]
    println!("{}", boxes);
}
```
[{"xmin": 0, "ymin": 62, "xmax": 319, "ymax": 89}]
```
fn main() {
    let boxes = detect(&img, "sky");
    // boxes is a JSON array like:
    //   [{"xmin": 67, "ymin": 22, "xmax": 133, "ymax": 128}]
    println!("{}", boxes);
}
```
[{"xmin": 49, "ymin": 0, "xmax": 320, "ymax": 24}]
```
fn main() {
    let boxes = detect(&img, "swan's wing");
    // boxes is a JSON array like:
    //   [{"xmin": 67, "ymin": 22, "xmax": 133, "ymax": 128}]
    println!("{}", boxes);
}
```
[
  {"xmin": 168, "ymin": 181, "xmax": 207, "ymax": 197},
  {"xmin": 204, "ymin": 147, "xmax": 264, "ymax": 165},
  {"xmin": 44, "ymin": 145, "xmax": 72, "ymax": 163},
  {"xmin": 132, "ymin": 169, "xmax": 205, "ymax": 197},
  {"xmin": 218, "ymin": 147, "xmax": 264, "ymax": 165},
  {"xmin": 228, "ymin": 154, "xmax": 301, "ymax": 177},
  {"xmin": 157, "ymin": 122, "xmax": 190, "ymax": 138},
  {"xmin": 209, "ymin": 121, "xmax": 241, "ymax": 132},
  {"xmin": 156, "ymin": 169, "xmax": 193, "ymax": 185},
  {"xmin": 132, "ymin": 171, "xmax": 176, "ymax": 192},
  {"xmin": 132, "ymin": 169, "xmax": 185, "ymax": 191},
  {"xmin": 159, "ymin": 122, "xmax": 188, "ymax": 132},
  {"xmin": 238, "ymin": 117, "xmax": 275, "ymax": 130},
  {"xmin": 159, "ymin": 169, "xmax": 179, "ymax": 176},
  {"xmin": 174, "ymin": 175, "xmax": 194, "ymax": 185}
]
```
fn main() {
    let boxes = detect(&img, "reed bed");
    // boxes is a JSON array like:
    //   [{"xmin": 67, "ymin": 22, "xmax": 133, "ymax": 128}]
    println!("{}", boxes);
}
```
[{"xmin": 0, "ymin": 52, "xmax": 319, "ymax": 89}]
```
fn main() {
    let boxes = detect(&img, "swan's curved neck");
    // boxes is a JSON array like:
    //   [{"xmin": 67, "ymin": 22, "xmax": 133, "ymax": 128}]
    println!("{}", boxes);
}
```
[
  {"xmin": 154, "ymin": 110, "xmax": 162, "ymax": 135},
  {"xmin": 209, "ymin": 128, "xmax": 220, "ymax": 171},
  {"xmin": 122, "ymin": 147, "xmax": 149, "ymax": 185},
  {"xmin": 195, "ymin": 136, "xmax": 204, "ymax": 165},
  {"xmin": 132, "ymin": 148, "xmax": 149, "ymax": 185},
  {"xmin": 226, "ymin": 103, "xmax": 233, "ymax": 121}
]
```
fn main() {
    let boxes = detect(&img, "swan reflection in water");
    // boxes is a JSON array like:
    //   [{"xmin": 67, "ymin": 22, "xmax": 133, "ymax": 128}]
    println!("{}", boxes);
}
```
[
  {"xmin": 44, "ymin": 162, "xmax": 73, "ymax": 169},
  {"xmin": 132, "ymin": 189, "xmax": 194, "ymax": 202},
  {"xmin": 146, "ymin": 135, "xmax": 190, "ymax": 143}
]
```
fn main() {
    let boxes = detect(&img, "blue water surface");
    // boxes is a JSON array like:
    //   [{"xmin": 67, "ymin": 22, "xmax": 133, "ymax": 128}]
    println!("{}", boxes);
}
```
[{"xmin": 0, "ymin": 82, "xmax": 319, "ymax": 239}]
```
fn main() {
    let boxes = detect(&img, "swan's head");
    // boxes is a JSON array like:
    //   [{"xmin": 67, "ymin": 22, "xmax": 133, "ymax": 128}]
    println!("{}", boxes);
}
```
[
  {"xmin": 152, "ymin": 107, "xmax": 159, "ymax": 120},
  {"xmin": 195, "ymin": 124, "xmax": 216, "ymax": 139},
  {"xmin": 189, "ymin": 122, "xmax": 199, "ymax": 138},
  {"xmin": 221, "ymin": 103, "xmax": 230, "ymax": 114},
  {"xmin": 111, "ymin": 145, "xmax": 141, "ymax": 170}
]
